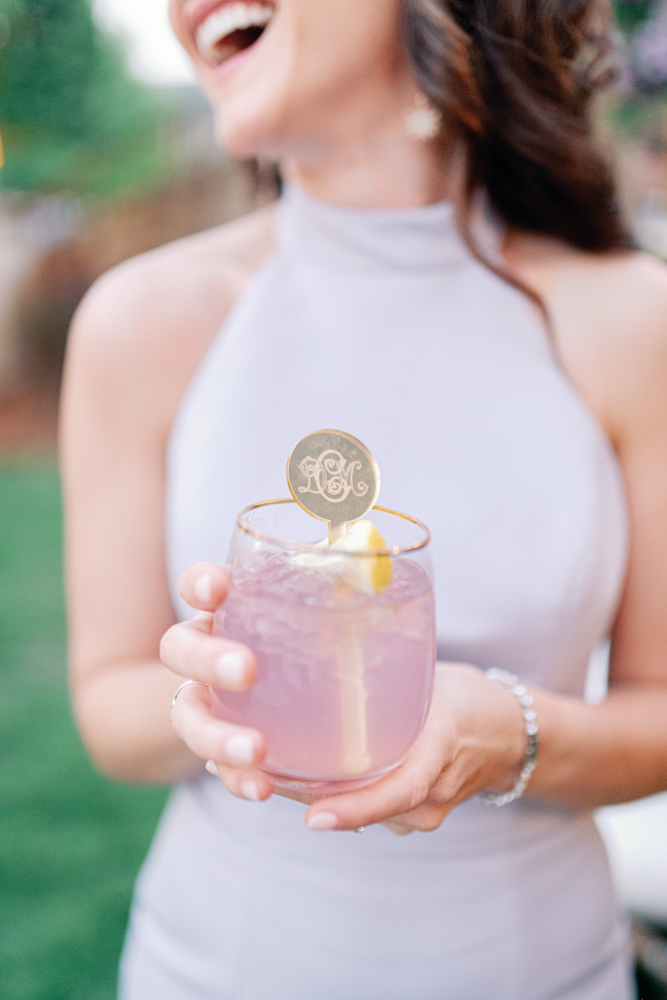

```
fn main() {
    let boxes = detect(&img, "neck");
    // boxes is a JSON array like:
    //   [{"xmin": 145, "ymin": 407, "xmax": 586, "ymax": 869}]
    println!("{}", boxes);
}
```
[
  {"xmin": 281, "ymin": 85, "xmax": 451, "ymax": 210},
  {"xmin": 285, "ymin": 134, "xmax": 449, "ymax": 210}
]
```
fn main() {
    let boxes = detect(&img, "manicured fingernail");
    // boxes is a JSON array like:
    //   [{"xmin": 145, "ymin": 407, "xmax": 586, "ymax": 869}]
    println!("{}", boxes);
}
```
[
  {"xmin": 215, "ymin": 652, "xmax": 245, "ymax": 685},
  {"xmin": 225, "ymin": 733, "xmax": 255, "ymax": 765},
  {"xmin": 205, "ymin": 759, "xmax": 219, "ymax": 777},
  {"xmin": 307, "ymin": 811, "xmax": 338, "ymax": 831},
  {"xmin": 194, "ymin": 574, "xmax": 212, "ymax": 604},
  {"xmin": 241, "ymin": 780, "xmax": 260, "ymax": 801}
]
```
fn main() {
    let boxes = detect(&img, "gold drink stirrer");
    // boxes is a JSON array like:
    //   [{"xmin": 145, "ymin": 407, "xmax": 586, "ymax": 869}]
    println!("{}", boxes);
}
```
[
  {"xmin": 286, "ymin": 429, "xmax": 381, "ymax": 777},
  {"xmin": 286, "ymin": 429, "xmax": 381, "ymax": 544}
]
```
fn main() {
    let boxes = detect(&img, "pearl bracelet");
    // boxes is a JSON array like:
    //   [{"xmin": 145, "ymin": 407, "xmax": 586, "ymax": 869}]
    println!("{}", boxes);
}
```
[{"xmin": 480, "ymin": 667, "xmax": 539, "ymax": 807}]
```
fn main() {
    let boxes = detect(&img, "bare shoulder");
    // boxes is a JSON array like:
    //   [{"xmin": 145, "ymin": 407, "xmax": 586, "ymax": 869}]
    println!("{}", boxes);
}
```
[
  {"xmin": 508, "ymin": 235, "xmax": 667, "ymax": 446},
  {"xmin": 65, "ymin": 204, "xmax": 276, "ymax": 431}
]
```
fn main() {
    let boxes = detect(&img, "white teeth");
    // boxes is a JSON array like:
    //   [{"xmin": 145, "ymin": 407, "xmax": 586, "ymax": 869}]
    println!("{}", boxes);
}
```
[{"xmin": 196, "ymin": 3, "xmax": 273, "ymax": 59}]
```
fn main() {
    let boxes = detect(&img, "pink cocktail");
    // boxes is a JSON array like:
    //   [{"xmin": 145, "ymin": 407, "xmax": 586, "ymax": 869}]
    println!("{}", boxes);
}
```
[{"xmin": 210, "ymin": 501, "xmax": 436, "ymax": 792}]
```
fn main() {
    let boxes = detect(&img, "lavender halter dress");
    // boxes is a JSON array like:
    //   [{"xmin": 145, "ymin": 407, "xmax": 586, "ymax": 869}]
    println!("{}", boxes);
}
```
[{"xmin": 120, "ymin": 186, "xmax": 633, "ymax": 999}]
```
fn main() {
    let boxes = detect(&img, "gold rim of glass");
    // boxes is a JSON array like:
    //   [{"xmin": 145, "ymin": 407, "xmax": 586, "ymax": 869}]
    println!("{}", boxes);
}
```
[{"xmin": 236, "ymin": 499, "xmax": 431, "ymax": 556}]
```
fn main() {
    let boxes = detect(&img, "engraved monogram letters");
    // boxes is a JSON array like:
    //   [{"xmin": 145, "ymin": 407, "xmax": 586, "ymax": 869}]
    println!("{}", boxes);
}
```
[
  {"xmin": 297, "ymin": 450, "xmax": 369, "ymax": 505},
  {"xmin": 287, "ymin": 430, "xmax": 380, "ymax": 534}
]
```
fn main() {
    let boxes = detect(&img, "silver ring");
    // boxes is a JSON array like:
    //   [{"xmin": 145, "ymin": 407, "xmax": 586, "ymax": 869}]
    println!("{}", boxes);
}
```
[
  {"xmin": 354, "ymin": 826, "xmax": 366, "ymax": 834},
  {"xmin": 170, "ymin": 680, "xmax": 206, "ymax": 720}
]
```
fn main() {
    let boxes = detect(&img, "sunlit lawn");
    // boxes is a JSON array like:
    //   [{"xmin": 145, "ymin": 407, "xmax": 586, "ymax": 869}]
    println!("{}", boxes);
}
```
[{"xmin": 0, "ymin": 462, "xmax": 168, "ymax": 1000}]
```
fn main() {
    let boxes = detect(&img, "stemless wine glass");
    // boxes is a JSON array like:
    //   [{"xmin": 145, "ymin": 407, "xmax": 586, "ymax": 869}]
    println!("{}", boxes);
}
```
[{"xmin": 210, "ymin": 500, "xmax": 436, "ymax": 793}]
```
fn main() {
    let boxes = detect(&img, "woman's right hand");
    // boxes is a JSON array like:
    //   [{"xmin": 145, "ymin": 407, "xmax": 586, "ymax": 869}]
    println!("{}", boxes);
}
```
[{"xmin": 160, "ymin": 561, "xmax": 276, "ymax": 802}]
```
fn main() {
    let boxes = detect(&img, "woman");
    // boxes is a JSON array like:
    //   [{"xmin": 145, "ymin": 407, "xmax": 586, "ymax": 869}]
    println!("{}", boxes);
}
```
[{"xmin": 62, "ymin": 1, "xmax": 667, "ymax": 997}]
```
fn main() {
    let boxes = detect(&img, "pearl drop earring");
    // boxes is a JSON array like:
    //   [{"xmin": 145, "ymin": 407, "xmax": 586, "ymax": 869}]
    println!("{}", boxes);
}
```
[{"xmin": 405, "ymin": 92, "xmax": 442, "ymax": 141}]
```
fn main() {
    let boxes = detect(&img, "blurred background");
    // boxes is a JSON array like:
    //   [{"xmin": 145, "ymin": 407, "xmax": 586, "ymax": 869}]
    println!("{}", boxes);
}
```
[{"xmin": 0, "ymin": 1, "xmax": 666, "ymax": 997}]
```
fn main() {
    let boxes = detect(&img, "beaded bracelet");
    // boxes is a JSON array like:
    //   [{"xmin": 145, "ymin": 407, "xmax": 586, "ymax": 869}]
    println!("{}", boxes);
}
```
[{"xmin": 480, "ymin": 667, "xmax": 539, "ymax": 807}]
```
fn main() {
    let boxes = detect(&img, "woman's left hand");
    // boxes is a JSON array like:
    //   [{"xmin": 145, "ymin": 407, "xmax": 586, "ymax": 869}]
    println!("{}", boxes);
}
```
[{"xmin": 303, "ymin": 664, "xmax": 528, "ymax": 835}]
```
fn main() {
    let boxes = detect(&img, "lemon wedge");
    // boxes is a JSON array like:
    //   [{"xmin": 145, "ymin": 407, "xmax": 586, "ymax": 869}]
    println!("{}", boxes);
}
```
[
  {"xmin": 330, "ymin": 520, "xmax": 393, "ymax": 594},
  {"xmin": 295, "ymin": 520, "xmax": 393, "ymax": 595}
]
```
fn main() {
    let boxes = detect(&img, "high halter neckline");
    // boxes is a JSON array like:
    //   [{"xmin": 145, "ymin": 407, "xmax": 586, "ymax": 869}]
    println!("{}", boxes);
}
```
[{"xmin": 276, "ymin": 184, "xmax": 469, "ymax": 273}]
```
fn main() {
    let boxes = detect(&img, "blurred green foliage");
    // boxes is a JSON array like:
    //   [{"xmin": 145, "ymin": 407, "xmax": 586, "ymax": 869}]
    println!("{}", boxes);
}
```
[
  {"xmin": 614, "ymin": 0, "xmax": 654, "ymax": 34},
  {"xmin": 0, "ymin": 0, "xmax": 170, "ymax": 196},
  {"xmin": 0, "ymin": 463, "xmax": 168, "ymax": 999},
  {"xmin": 611, "ymin": 0, "xmax": 667, "ymax": 137}
]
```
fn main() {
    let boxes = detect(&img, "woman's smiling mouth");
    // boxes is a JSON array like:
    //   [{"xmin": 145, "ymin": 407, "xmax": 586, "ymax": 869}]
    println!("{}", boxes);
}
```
[{"xmin": 196, "ymin": 2, "xmax": 275, "ymax": 67}]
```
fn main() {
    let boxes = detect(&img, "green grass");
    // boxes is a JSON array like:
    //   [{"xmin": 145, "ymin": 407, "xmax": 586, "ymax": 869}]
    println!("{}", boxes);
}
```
[{"xmin": 0, "ymin": 462, "xmax": 168, "ymax": 1000}]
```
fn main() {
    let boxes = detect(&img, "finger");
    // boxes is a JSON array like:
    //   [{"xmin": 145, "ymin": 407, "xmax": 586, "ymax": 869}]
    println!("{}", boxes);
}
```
[
  {"xmin": 304, "ymin": 723, "xmax": 449, "ymax": 832},
  {"xmin": 384, "ymin": 803, "xmax": 452, "ymax": 833},
  {"xmin": 304, "ymin": 768, "xmax": 426, "ymax": 832},
  {"xmin": 206, "ymin": 760, "xmax": 274, "ymax": 802},
  {"xmin": 382, "ymin": 820, "xmax": 415, "ymax": 836},
  {"xmin": 171, "ymin": 681, "xmax": 265, "ymax": 767},
  {"xmin": 160, "ymin": 616, "xmax": 256, "ymax": 690},
  {"xmin": 274, "ymin": 787, "xmax": 328, "ymax": 807},
  {"xmin": 179, "ymin": 561, "xmax": 230, "ymax": 612},
  {"xmin": 307, "ymin": 775, "xmax": 452, "ymax": 833}
]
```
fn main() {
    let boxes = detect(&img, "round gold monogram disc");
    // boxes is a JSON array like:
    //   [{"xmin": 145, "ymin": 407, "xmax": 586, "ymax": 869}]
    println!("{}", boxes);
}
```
[{"xmin": 286, "ymin": 430, "xmax": 381, "ymax": 542}]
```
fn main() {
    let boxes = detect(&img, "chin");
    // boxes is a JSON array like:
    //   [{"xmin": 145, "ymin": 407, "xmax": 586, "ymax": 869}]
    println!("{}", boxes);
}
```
[
  {"xmin": 213, "ymin": 110, "xmax": 273, "ymax": 160},
  {"xmin": 208, "ymin": 87, "xmax": 287, "ymax": 159}
]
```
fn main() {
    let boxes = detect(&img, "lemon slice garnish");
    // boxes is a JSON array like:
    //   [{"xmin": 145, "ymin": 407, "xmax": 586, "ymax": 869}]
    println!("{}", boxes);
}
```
[
  {"xmin": 330, "ymin": 520, "xmax": 392, "ymax": 594},
  {"xmin": 294, "ymin": 520, "xmax": 393, "ymax": 594}
]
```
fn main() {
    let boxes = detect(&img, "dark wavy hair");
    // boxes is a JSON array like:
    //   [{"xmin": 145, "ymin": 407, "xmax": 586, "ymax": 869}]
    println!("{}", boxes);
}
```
[{"xmin": 403, "ymin": 0, "xmax": 633, "ymax": 279}]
